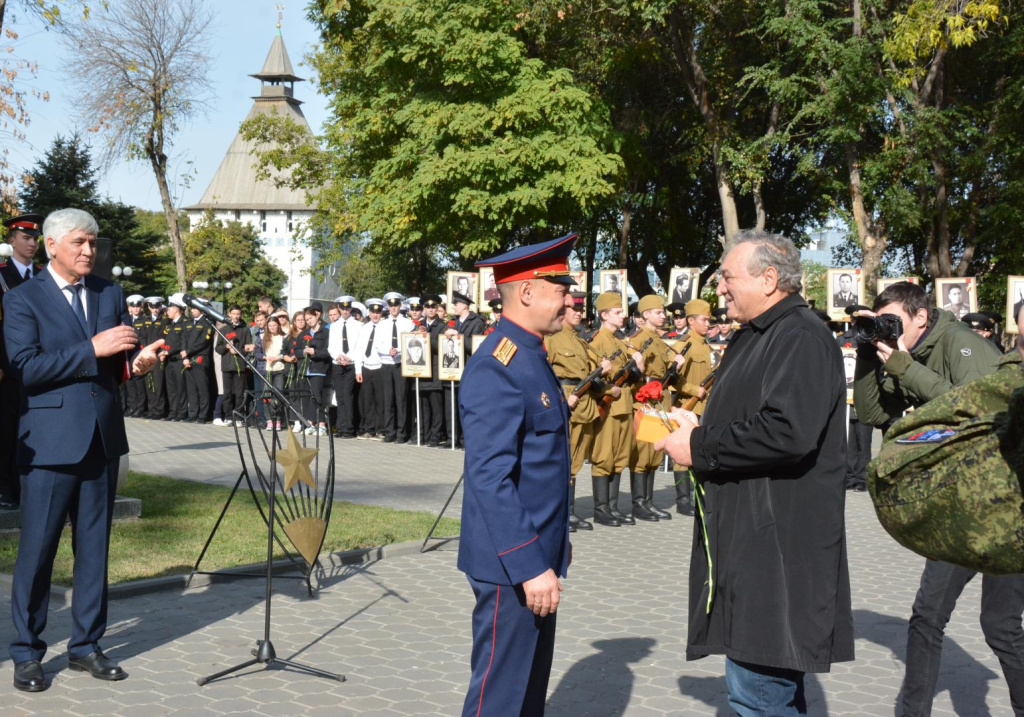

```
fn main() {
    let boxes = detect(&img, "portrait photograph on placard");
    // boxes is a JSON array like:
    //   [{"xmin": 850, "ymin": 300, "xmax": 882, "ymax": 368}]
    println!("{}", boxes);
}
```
[
  {"xmin": 934, "ymin": 277, "xmax": 976, "ymax": 320},
  {"xmin": 400, "ymin": 332, "xmax": 431, "ymax": 379},
  {"xmin": 471, "ymin": 334, "xmax": 487, "ymax": 355},
  {"xmin": 439, "ymin": 334, "xmax": 465, "ymax": 382},
  {"xmin": 599, "ymin": 269, "xmax": 628, "ymax": 309},
  {"xmin": 668, "ymin": 267, "xmax": 700, "ymax": 304},
  {"xmin": 479, "ymin": 267, "xmax": 500, "ymax": 303},
  {"xmin": 569, "ymin": 271, "xmax": 588, "ymax": 295},
  {"xmin": 446, "ymin": 271, "xmax": 478, "ymax": 308},
  {"xmin": 826, "ymin": 268, "xmax": 865, "ymax": 320},
  {"xmin": 877, "ymin": 277, "xmax": 920, "ymax": 293},
  {"xmin": 1007, "ymin": 276, "xmax": 1024, "ymax": 333}
]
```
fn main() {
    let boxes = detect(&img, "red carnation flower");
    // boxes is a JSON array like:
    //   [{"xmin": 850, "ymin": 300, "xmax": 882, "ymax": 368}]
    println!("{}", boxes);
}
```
[
  {"xmin": 162, "ymin": 344, "xmax": 171, "ymax": 351},
  {"xmin": 635, "ymin": 382, "xmax": 663, "ymax": 403},
  {"xmin": 303, "ymin": 334, "xmax": 312, "ymax": 341},
  {"xmin": 447, "ymin": 320, "xmax": 456, "ymax": 328},
  {"xmin": 225, "ymin": 332, "xmax": 237, "ymax": 340},
  {"xmin": 196, "ymin": 356, "xmax": 203, "ymax": 364}
]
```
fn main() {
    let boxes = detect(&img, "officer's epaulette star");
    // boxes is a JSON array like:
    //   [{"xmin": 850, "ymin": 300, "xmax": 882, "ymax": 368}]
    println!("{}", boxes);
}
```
[{"xmin": 492, "ymin": 336, "xmax": 518, "ymax": 366}]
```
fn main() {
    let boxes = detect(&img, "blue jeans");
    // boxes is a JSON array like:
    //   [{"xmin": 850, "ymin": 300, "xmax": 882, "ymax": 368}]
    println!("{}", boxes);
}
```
[{"xmin": 725, "ymin": 658, "xmax": 806, "ymax": 716}]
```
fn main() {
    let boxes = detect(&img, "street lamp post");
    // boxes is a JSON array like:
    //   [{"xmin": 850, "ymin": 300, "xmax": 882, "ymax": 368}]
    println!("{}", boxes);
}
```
[
  {"xmin": 112, "ymin": 265, "xmax": 134, "ymax": 280},
  {"xmin": 191, "ymin": 279, "xmax": 233, "ymax": 307}
]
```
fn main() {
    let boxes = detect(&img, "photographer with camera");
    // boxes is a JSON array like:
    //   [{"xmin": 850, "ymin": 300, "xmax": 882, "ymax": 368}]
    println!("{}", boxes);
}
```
[{"xmin": 853, "ymin": 281, "xmax": 1024, "ymax": 716}]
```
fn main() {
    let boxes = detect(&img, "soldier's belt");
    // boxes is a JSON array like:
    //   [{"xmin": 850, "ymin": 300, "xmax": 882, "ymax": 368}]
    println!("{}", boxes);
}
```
[{"xmin": 560, "ymin": 379, "xmax": 583, "ymax": 387}]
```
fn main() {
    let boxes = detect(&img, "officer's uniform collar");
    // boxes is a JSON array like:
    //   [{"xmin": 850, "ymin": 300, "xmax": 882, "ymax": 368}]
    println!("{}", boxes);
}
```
[{"xmin": 497, "ymin": 316, "xmax": 545, "ymax": 351}]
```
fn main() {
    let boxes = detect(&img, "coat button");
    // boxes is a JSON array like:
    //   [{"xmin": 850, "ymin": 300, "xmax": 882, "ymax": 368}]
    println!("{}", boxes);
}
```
[{"xmin": 91, "ymin": 391, "xmax": 97, "ymax": 397}]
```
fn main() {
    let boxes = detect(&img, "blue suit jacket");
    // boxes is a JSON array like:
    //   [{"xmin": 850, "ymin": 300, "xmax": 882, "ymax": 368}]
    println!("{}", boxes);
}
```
[
  {"xmin": 2, "ymin": 270, "xmax": 129, "ymax": 466},
  {"xmin": 457, "ymin": 317, "xmax": 571, "ymax": 585}
]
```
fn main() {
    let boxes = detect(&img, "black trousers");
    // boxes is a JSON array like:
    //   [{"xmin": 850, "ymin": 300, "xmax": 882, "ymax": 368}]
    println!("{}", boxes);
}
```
[
  {"xmin": 185, "ymin": 364, "xmax": 210, "ymax": 421},
  {"xmin": 332, "ymin": 364, "xmax": 357, "ymax": 436},
  {"xmin": 444, "ymin": 384, "xmax": 462, "ymax": 446},
  {"xmin": 420, "ymin": 388, "xmax": 445, "ymax": 444},
  {"xmin": 302, "ymin": 375, "xmax": 330, "ymax": 424},
  {"xmin": 221, "ymin": 371, "xmax": 248, "ymax": 423},
  {"xmin": 360, "ymin": 368, "xmax": 383, "ymax": 435},
  {"xmin": 125, "ymin": 373, "xmax": 147, "ymax": 416},
  {"xmin": 902, "ymin": 559, "xmax": 1024, "ymax": 716},
  {"xmin": 0, "ymin": 376, "xmax": 20, "ymax": 500},
  {"xmin": 164, "ymin": 360, "xmax": 188, "ymax": 420},
  {"xmin": 146, "ymin": 362, "xmax": 167, "ymax": 418},
  {"xmin": 845, "ymin": 419, "xmax": 873, "ymax": 489},
  {"xmin": 380, "ymin": 363, "xmax": 408, "ymax": 440}
]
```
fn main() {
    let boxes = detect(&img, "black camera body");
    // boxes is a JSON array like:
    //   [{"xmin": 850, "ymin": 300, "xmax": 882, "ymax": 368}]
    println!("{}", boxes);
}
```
[{"xmin": 854, "ymin": 314, "xmax": 903, "ymax": 343}]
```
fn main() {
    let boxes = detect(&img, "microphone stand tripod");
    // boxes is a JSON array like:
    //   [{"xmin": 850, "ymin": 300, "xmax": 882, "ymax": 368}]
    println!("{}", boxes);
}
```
[{"xmin": 188, "ymin": 313, "xmax": 343, "ymax": 685}]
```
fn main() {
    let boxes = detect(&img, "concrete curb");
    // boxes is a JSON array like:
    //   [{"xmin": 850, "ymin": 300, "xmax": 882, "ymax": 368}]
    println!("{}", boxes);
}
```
[{"xmin": 0, "ymin": 537, "xmax": 451, "ymax": 607}]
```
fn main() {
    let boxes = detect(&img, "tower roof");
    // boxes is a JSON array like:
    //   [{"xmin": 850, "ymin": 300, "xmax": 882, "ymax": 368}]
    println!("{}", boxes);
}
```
[
  {"xmin": 251, "ymin": 32, "xmax": 304, "ymax": 83},
  {"xmin": 185, "ymin": 32, "xmax": 315, "ymax": 212}
]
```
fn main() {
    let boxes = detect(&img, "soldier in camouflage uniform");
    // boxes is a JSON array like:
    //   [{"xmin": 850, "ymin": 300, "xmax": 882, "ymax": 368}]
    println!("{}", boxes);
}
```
[{"xmin": 853, "ymin": 281, "xmax": 1024, "ymax": 717}]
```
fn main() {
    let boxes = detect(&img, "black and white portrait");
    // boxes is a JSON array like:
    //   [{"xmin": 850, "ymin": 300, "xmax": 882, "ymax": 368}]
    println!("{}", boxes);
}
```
[
  {"xmin": 439, "ymin": 334, "xmax": 465, "ymax": 381},
  {"xmin": 669, "ymin": 268, "xmax": 699, "ymax": 304},
  {"xmin": 599, "ymin": 269, "xmax": 627, "ymax": 310},
  {"xmin": 401, "ymin": 332, "xmax": 431, "ymax": 378},
  {"xmin": 935, "ymin": 277, "xmax": 976, "ymax": 321},
  {"xmin": 446, "ymin": 271, "xmax": 478, "ymax": 307},
  {"xmin": 826, "ymin": 268, "xmax": 864, "ymax": 320}
]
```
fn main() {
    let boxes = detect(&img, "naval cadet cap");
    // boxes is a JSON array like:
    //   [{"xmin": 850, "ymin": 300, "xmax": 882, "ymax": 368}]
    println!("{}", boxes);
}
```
[
  {"xmin": 488, "ymin": 298, "xmax": 503, "ymax": 313},
  {"xmin": 3, "ymin": 213, "xmax": 44, "ymax": 237},
  {"xmin": 351, "ymin": 301, "xmax": 367, "ymax": 316},
  {"xmin": 421, "ymin": 294, "xmax": 442, "ymax": 307},
  {"xmin": 126, "ymin": 294, "xmax": 144, "ymax": 306},
  {"xmin": 384, "ymin": 291, "xmax": 404, "ymax": 306},
  {"xmin": 408, "ymin": 296, "xmax": 422, "ymax": 309},
  {"xmin": 365, "ymin": 298, "xmax": 385, "ymax": 311},
  {"xmin": 144, "ymin": 296, "xmax": 164, "ymax": 306},
  {"xmin": 168, "ymin": 292, "xmax": 187, "ymax": 308},
  {"xmin": 665, "ymin": 302, "xmax": 686, "ymax": 317},
  {"xmin": 712, "ymin": 307, "xmax": 730, "ymax": 323},
  {"xmin": 335, "ymin": 295, "xmax": 356, "ymax": 309},
  {"xmin": 474, "ymin": 232, "xmax": 578, "ymax": 285}
]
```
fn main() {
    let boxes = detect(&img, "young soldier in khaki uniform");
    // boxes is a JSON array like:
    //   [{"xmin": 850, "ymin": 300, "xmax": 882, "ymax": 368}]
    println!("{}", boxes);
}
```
[
  {"xmin": 669, "ymin": 299, "xmax": 713, "ymax": 515},
  {"xmin": 588, "ymin": 292, "xmax": 645, "ymax": 526},
  {"xmin": 547, "ymin": 292, "xmax": 611, "ymax": 532},
  {"xmin": 629, "ymin": 295, "xmax": 686, "ymax": 521}
]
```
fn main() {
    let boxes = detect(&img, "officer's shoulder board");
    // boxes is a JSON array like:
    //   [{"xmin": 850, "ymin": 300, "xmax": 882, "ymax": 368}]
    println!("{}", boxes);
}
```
[{"xmin": 492, "ymin": 336, "xmax": 518, "ymax": 366}]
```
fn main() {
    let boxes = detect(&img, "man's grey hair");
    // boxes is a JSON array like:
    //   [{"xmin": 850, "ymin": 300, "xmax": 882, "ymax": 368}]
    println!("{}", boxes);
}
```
[
  {"xmin": 43, "ymin": 208, "xmax": 99, "ymax": 258},
  {"xmin": 726, "ymin": 230, "xmax": 803, "ymax": 294}
]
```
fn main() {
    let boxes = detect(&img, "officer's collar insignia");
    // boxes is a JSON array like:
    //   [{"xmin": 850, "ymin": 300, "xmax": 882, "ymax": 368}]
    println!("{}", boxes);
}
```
[
  {"xmin": 960, "ymin": 347, "xmax": 972, "ymax": 357},
  {"xmin": 896, "ymin": 428, "xmax": 957, "ymax": 444},
  {"xmin": 541, "ymin": 392, "xmax": 550, "ymax": 407},
  {"xmin": 492, "ymin": 336, "xmax": 517, "ymax": 365}
]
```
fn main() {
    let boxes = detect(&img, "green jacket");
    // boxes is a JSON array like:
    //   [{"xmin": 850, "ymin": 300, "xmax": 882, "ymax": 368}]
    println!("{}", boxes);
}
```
[{"xmin": 854, "ymin": 308, "xmax": 1002, "ymax": 428}]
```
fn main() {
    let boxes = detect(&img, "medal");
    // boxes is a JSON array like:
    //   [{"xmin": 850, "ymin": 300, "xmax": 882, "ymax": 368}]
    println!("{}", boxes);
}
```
[{"xmin": 541, "ymin": 392, "xmax": 550, "ymax": 407}]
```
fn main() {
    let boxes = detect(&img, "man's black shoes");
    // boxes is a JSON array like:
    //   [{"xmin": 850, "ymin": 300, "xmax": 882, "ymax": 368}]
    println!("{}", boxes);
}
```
[
  {"xmin": 68, "ymin": 650, "xmax": 127, "ymax": 681},
  {"xmin": 13, "ymin": 660, "xmax": 46, "ymax": 692}
]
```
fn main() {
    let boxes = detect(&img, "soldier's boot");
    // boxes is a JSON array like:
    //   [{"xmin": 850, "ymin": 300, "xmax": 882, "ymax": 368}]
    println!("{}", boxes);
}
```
[
  {"xmin": 608, "ymin": 472, "xmax": 635, "ymax": 525},
  {"xmin": 646, "ymin": 471, "xmax": 672, "ymax": 520},
  {"xmin": 591, "ymin": 475, "xmax": 620, "ymax": 527},
  {"xmin": 630, "ymin": 471, "xmax": 659, "ymax": 522},
  {"xmin": 674, "ymin": 470, "xmax": 695, "ymax": 516},
  {"xmin": 570, "ymin": 477, "xmax": 593, "ymax": 531}
]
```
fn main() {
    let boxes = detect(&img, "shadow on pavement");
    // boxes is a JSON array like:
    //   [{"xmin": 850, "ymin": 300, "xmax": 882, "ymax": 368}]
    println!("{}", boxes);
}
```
[
  {"xmin": 675, "ymin": 669, "xmax": 827, "ymax": 715},
  {"xmin": 852, "ymin": 608, "xmax": 1000, "ymax": 716},
  {"xmin": 547, "ymin": 637, "xmax": 655, "ymax": 716}
]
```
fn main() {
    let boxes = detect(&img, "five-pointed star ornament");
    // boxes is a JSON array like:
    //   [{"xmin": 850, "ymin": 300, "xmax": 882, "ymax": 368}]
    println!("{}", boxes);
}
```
[{"xmin": 275, "ymin": 429, "xmax": 318, "ymax": 492}]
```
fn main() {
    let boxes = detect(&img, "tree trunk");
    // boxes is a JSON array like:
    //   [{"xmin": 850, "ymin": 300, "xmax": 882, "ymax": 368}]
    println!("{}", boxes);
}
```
[
  {"xmin": 151, "ymin": 154, "xmax": 186, "ymax": 291},
  {"xmin": 619, "ymin": 205, "xmax": 630, "ymax": 269},
  {"xmin": 845, "ymin": 143, "xmax": 887, "ymax": 296}
]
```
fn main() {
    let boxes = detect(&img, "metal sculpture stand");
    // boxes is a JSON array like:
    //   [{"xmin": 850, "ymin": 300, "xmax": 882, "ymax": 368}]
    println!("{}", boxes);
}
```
[{"xmin": 420, "ymin": 473, "xmax": 463, "ymax": 553}]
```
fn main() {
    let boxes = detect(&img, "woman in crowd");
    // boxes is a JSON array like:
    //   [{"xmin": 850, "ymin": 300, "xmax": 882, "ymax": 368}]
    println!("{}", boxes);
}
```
[{"xmin": 262, "ymin": 315, "xmax": 288, "ymax": 431}]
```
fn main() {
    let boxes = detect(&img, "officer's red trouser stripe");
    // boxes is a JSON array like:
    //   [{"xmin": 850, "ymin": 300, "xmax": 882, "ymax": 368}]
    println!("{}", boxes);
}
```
[{"xmin": 476, "ymin": 585, "xmax": 500, "ymax": 717}]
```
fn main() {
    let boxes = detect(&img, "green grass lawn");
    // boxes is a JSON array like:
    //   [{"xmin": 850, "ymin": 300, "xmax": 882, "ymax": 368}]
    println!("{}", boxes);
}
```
[{"xmin": 0, "ymin": 471, "xmax": 460, "ymax": 587}]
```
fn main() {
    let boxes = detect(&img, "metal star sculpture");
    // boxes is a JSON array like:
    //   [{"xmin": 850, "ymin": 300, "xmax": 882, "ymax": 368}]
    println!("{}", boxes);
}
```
[{"xmin": 276, "ymin": 429, "xmax": 318, "ymax": 492}]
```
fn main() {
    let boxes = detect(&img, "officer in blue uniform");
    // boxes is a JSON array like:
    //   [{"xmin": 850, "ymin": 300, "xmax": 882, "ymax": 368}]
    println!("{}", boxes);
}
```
[{"xmin": 458, "ymin": 232, "xmax": 578, "ymax": 716}]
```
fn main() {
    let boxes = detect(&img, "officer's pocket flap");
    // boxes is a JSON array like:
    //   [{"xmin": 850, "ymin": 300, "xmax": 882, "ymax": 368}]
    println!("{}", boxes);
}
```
[
  {"xmin": 529, "ymin": 407, "xmax": 562, "ymax": 435},
  {"xmin": 26, "ymin": 393, "xmax": 63, "ymax": 408}
]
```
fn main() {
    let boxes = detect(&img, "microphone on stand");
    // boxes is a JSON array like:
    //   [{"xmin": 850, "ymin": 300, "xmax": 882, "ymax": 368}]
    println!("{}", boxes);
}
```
[{"xmin": 182, "ymin": 293, "xmax": 228, "ymax": 324}]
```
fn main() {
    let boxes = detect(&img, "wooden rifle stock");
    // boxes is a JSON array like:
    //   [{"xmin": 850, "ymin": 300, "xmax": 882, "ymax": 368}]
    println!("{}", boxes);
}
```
[
  {"xmin": 682, "ymin": 370, "xmax": 717, "ymax": 411},
  {"xmin": 596, "ymin": 336, "xmax": 654, "ymax": 417},
  {"xmin": 572, "ymin": 348, "xmax": 623, "ymax": 399},
  {"xmin": 657, "ymin": 342, "xmax": 691, "ymax": 389}
]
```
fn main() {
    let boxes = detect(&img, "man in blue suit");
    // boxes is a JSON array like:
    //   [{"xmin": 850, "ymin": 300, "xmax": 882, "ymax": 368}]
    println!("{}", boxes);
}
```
[
  {"xmin": 458, "ymin": 233, "xmax": 578, "ymax": 716},
  {"xmin": 3, "ymin": 208, "xmax": 162, "ymax": 692}
]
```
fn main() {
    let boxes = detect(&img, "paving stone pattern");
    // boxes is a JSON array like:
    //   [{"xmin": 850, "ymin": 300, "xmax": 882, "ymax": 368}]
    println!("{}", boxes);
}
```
[{"xmin": 0, "ymin": 418, "xmax": 1013, "ymax": 714}]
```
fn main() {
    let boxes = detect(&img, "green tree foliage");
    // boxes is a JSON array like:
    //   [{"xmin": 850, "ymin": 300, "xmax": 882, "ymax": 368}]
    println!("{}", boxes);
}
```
[
  {"xmin": 243, "ymin": 0, "xmax": 621, "ymax": 265},
  {"xmin": 184, "ymin": 210, "xmax": 287, "ymax": 314}
]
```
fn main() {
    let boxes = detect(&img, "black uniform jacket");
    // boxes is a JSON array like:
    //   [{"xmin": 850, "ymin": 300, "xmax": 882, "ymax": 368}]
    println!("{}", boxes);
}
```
[{"xmin": 687, "ymin": 293, "xmax": 855, "ymax": 673}]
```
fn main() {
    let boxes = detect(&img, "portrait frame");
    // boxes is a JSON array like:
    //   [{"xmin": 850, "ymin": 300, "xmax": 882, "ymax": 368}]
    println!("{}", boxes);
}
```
[
  {"xmin": 446, "ymin": 271, "xmax": 478, "ymax": 309},
  {"xmin": 877, "ymin": 277, "xmax": 920, "ymax": 293},
  {"xmin": 400, "ymin": 332, "xmax": 431, "ymax": 379},
  {"xmin": 478, "ymin": 267, "xmax": 500, "ymax": 307},
  {"xmin": 934, "ymin": 277, "xmax": 976, "ymax": 320},
  {"xmin": 569, "ymin": 271, "xmax": 588, "ymax": 295},
  {"xmin": 599, "ymin": 269, "xmax": 628, "ymax": 310},
  {"xmin": 471, "ymin": 334, "xmax": 487, "ymax": 355},
  {"xmin": 668, "ymin": 267, "xmax": 700, "ymax": 305},
  {"xmin": 438, "ymin": 333, "xmax": 465, "ymax": 382},
  {"xmin": 826, "ymin": 268, "xmax": 865, "ymax": 321},
  {"xmin": 1006, "ymin": 276, "xmax": 1024, "ymax": 334}
]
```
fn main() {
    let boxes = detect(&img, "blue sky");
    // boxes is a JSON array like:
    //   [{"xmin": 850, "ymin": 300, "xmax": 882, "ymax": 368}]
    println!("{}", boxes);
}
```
[{"xmin": 8, "ymin": 1, "xmax": 329, "ymax": 212}]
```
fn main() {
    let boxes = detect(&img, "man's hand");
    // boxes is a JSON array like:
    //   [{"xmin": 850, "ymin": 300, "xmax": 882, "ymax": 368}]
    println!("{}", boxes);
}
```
[
  {"xmin": 445, "ymin": 328, "xmax": 457, "ymax": 338},
  {"xmin": 674, "ymin": 353, "xmax": 686, "ymax": 368},
  {"xmin": 244, "ymin": 343, "xmax": 254, "ymax": 352},
  {"xmin": 632, "ymin": 352, "xmax": 644, "ymax": 373},
  {"xmin": 92, "ymin": 325, "xmax": 139, "ymax": 358},
  {"xmin": 610, "ymin": 385, "xmax": 622, "ymax": 399},
  {"xmin": 567, "ymin": 394, "xmax": 579, "ymax": 409},
  {"xmin": 654, "ymin": 408, "xmax": 699, "ymax": 466},
  {"xmin": 600, "ymin": 358, "xmax": 612, "ymax": 375},
  {"xmin": 389, "ymin": 347, "xmax": 398, "ymax": 357},
  {"xmin": 304, "ymin": 346, "xmax": 315, "ymax": 355},
  {"xmin": 356, "ymin": 373, "xmax": 364, "ymax": 384},
  {"xmin": 183, "ymin": 358, "xmax": 191, "ymax": 369},
  {"xmin": 132, "ymin": 339, "xmax": 165, "ymax": 376},
  {"xmin": 521, "ymin": 568, "xmax": 562, "ymax": 617},
  {"xmin": 696, "ymin": 386, "xmax": 707, "ymax": 399}
]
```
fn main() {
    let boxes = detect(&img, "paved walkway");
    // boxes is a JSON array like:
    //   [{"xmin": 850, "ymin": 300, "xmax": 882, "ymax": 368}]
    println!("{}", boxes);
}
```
[{"xmin": 0, "ymin": 418, "xmax": 1013, "ymax": 714}]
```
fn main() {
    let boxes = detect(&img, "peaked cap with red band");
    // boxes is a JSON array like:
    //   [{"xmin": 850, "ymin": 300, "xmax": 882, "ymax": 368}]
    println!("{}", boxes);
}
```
[
  {"xmin": 475, "ymin": 232, "xmax": 578, "ymax": 285},
  {"xmin": 3, "ymin": 213, "xmax": 44, "ymax": 237}
]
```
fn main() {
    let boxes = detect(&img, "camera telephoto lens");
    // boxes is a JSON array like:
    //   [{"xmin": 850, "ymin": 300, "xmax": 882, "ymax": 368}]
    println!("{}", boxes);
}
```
[{"xmin": 854, "ymin": 315, "xmax": 902, "ymax": 343}]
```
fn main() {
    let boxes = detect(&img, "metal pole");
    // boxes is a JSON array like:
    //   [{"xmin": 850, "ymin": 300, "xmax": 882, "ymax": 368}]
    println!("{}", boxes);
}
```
[{"xmin": 415, "ymin": 378, "xmax": 421, "ymax": 447}]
